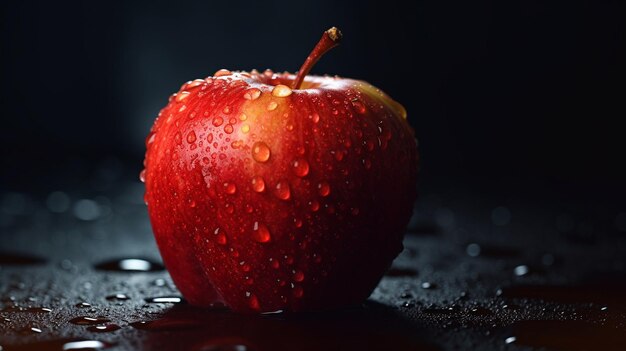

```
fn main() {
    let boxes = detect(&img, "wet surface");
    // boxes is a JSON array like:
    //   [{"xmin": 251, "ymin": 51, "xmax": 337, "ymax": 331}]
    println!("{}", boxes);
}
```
[{"xmin": 1, "ymin": 178, "xmax": 626, "ymax": 350}]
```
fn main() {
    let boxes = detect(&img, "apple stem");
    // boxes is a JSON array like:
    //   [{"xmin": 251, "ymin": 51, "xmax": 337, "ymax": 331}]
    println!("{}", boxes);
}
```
[{"xmin": 292, "ymin": 27, "xmax": 343, "ymax": 90}]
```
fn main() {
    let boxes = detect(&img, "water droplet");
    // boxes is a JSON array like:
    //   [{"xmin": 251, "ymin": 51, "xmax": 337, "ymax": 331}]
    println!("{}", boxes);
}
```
[
  {"xmin": 505, "ymin": 336, "xmax": 517, "ymax": 344},
  {"xmin": 73, "ymin": 199, "xmax": 101, "ymax": 221},
  {"xmin": 317, "ymin": 182, "xmax": 330, "ymax": 197},
  {"xmin": 292, "ymin": 158, "xmax": 310, "ymax": 177},
  {"xmin": 267, "ymin": 101, "xmax": 278, "ymax": 111},
  {"xmin": 207, "ymin": 133, "xmax": 214, "ymax": 143},
  {"xmin": 293, "ymin": 270, "xmax": 305, "ymax": 282},
  {"xmin": 247, "ymin": 293, "xmax": 260, "ymax": 310},
  {"xmin": 139, "ymin": 169, "xmax": 146, "ymax": 183},
  {"xmin": 252, "ymin": 142, "xmax": 271, "ymax": 163},
  {"xmin": 75, "ymin": 302, "xmax": 92, "ymax": 308},
  {"xmin": 272, "ymin": 84, "xmax": 293, "ymax": 97},
  {"xmin": 294, "ymin": 218, "xmax": 303, "ymax": 228},
  {"xmin": 87, "ymin": 324, "xmax": 121, "ymax": 333},
  {"xmin": 105, "ymin": 293, "xmax": 130, "ymax": 301},
  {"xmin": 421, "ymin": 282, "xmax": 435, "ymax": 289},
  {"xmin": 514, "ymin": 265, "xmax": 529, "ymax": 276},
  {"xmin": 144, "ymin": 296, "xmax": 184, "ymax": 304},
  {"xmin": 216, "ymin": 230, "xmax": 228, "ymax": 245},
  {"xmin": 309, "ymin": 200, "xmax": 320, "ymax": 212},
  {"xmin": 274, "ymin": 180, "xmax": 291, "ymax": 200},
  {"xmin": 310, "ymin": 113, "xmax": 320, "ymax": 123},
  {"xmin": 223, "ymin": 183, "xmax": 237, "ymax": 195},
  {"xmin": 176, "ymin": 91, "xmax": 190, "ymax": 102},
  {"xmin": 269, "ymin": 258, "xmax": 280, "ymax": 269},
  {"xmin": 362, "ymin": 158, "xmax": 372, "ymax": 169},
  {"xmin": 223, "ymin": 106, "xmax": 231, "ymax": 114},
  {"xmin": 214, "ymin": 69, "xmax": 232, "ymax": 77},
  {"xmin": 95, "ymin": 258, "xmax": 164, "ymax": 272},
  {"xmin": 466, "ymin": 243, "xmax": 481, "ymax": 257},
  {"xmin": 1, "ymin": 306, "xmax": 52, "ymax": 313},
  {"xmin": 224, "ymin": 124, "xmax": 234, "ymax": 134},
  {"xmin": 213, "ymin": 116, "xmax": 224, "ymax": 127},
  {"xmin": 241, "ymin": 124, "xmax": 250, "ymax": 133},
  {"xmin": 243, "ymin": 88, "xmax": 261, "ymax": 100},
  {"xmin": 251, "ymin": 176, "xmax": 265, "ymax": 192},
  {"xmin": 293, "ymin": 286, "xmax": 304, "ymax": 298},
  {"xmin": 252, "ymin": 222, "xmax": 271, "ymax": 243},
  {"xmin": 351, "ymin": 100, "xmax": 366, "ymax": 113},
  {"xmin": 186, "ymin": 131, "xmax": 196, "ymax": 143},
  {"xmin": 70, "ymin": 316, "xmax": 111, "ymax": 325}
]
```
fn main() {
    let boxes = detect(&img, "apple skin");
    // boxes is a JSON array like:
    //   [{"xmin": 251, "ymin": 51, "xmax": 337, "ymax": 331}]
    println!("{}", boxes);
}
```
[{"xmin": 143, "ymin": 70, "xmax": 418, "ymax": 312}]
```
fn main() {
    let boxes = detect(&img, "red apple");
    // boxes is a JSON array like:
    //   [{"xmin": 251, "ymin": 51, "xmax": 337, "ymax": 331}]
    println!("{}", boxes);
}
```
[{"xmin": 143, "ymin": 28, "xmax": 418, "ymax": 312}]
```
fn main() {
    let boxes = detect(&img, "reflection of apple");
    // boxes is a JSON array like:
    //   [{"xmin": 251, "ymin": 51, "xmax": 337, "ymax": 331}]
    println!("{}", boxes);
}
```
[{"xmin": 143, "ymin": 27, "xmax": 418, "ymax": 312}]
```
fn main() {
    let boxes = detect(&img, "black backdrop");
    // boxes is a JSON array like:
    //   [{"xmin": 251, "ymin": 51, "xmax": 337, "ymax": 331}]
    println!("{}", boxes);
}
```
[{"xmin": 1, "ymin": 0, "xmax": 624, "ymax": 200}]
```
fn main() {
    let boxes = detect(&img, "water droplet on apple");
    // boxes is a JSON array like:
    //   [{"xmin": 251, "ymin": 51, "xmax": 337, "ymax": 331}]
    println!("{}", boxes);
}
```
[
  {"xmin": 239, "ymin": 113, "xmax": 248, "ymax": 121},
  {"xmin": 139, "ymin": 169, "xmax": 146, "ymax": 183},
  {"xmin": 293, "ymin": 270, "xmax": 305, "ymax": 282},
  {"xmin": 214, "ymin": 228, "xmax": 227, "ymax": 245},
  {"xmin": 333, "ymin": 150, "xmax": 345, "ymax": 161},
  {"xmin": 251, "ymin": 176, "xmax": 265, "ymax": 193},
  {"xmin": 309, "ymin": 200, "xmax": 320, "ymax": 212},
  {"xmin": 240, "ymin": 261, "xmax": 251, "ymax": 272},
  {"xmin": 294, "ymin": 218, "xmax": 303, "ymax": 228},
  {"xmin": 310, "ymin": 113, "xmax": 320, "ymax": 123},
  {"xmin": 223, "ymin": 106, "xmax": 231, "ymax": 114},
  {"xmin": 351, "ymin": 100, "xmax": 366, "ymax": 113},
  {"xmin": 292, "ymin": 158, "xmax": 310, "ymax": 177},
  {"xmin": 269, "ymin": 258, "xmax": 280, "ymax": 269},
  {"xmin": 207, "ymin": 133, "xmax": 214, "ymax": 143},
  {"xmin": 252, "ymin": 142, "xmax": 271, "ymax": 163},
  {"xmin": 176, "ymin": 91, "xmax": 190, "ymax": 102},
  {"xmin": 267, "ymin": 101, "xmax": 278, "ymax": 111},
  {"xmin": 213, "ymin": 116, "xmax": 224, "ymax": 127},
  {"xmin": 272, "ymin": 84, "xmax": 293, "ymax": 97},
  {"xmin": 146, "ymin": 132, "xmax": 156, "ymax": 146},
  {"xmin": 247, "ymin": 293, "xmax": 260, "ymax": 310},
  {"xmin": 174, "ymin": 132, "xmax": 182, "ymax": 145},
  {"xmin": 186, "ymin": 131, "xmax": 196, "ymax": 144},
  {"xmin": 252, "ymin": 222, "xmax": 271, "ymax": 243},
  {"xmin": 214, "ymin": 69, "xmax": 231, "ymax": 77},
  {"xmin": 293, "ymin": 286, "xmax": 304, "ymax": 298},
  {"xmin": 362, "ymin": 158, "xmax": 372, "ymax": 169},
  {"xmin": 187, "ymin": 79, "xmax": 204, "ymax": 89},
  {"xmin": 223, "ymin": 182, "xmax": 237, "ymax": 195},
  {"xmin": 317, "ymin": 182, "xmax": 331, "ymax": 197},
  {"xmin": 274, "ymin": 180, "xmax": 291, "ymax": 200},
  {"xmin": 241, "ymin": 124, "xmax": 250, "ymax": 133},
  {"xmin": 224, "ymin": 124, "xmax": 234, "ymax": 134},
  {"xmin": 243, "ymin": 88, "xmax": 261, "ymax": 100}
]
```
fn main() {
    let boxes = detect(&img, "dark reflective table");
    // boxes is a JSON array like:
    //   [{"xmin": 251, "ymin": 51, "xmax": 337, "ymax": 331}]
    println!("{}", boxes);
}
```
[{"xmin": 1, "ymin": 170, "xmax": 625, "ymax": 350}]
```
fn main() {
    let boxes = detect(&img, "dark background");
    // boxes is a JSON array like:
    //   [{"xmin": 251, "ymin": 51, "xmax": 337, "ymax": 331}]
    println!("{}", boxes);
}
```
[
  {"xmin": 1, "ymin": 0, "xmax": 625, "ymax": 200},
  {"xmin": 1, "ymin": 2, "xmax": 626, "ymax": 349}
]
